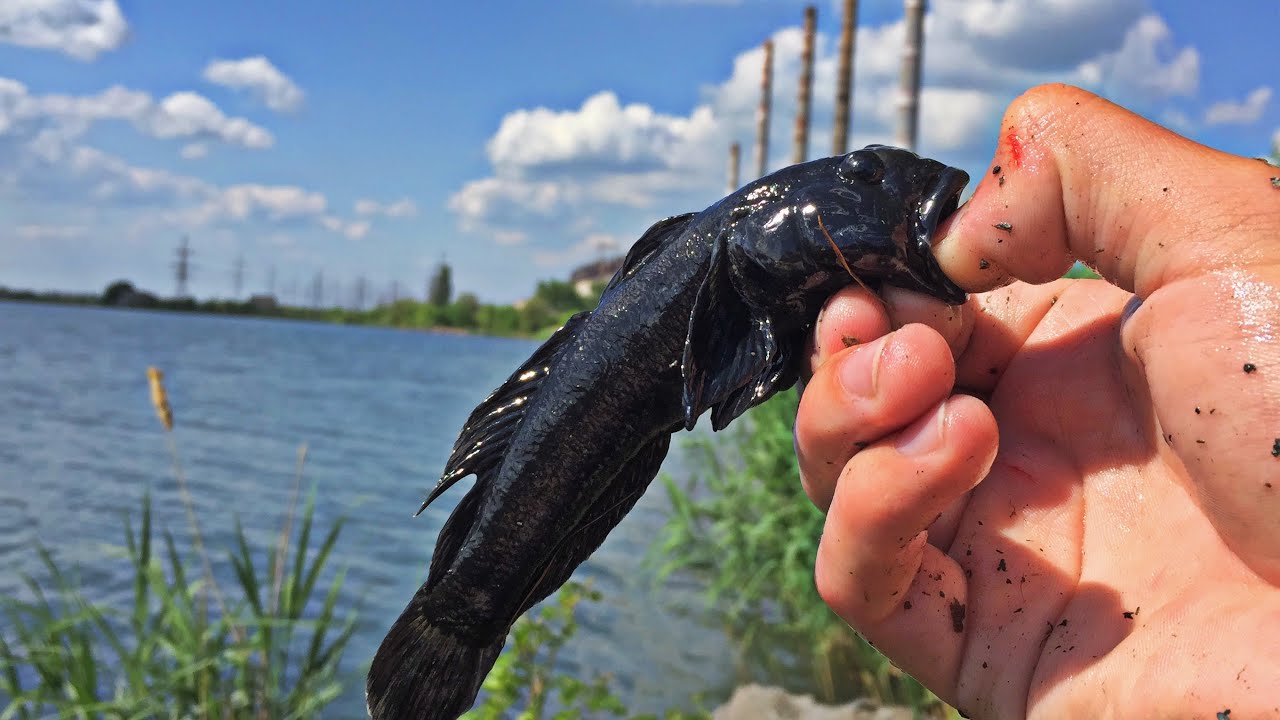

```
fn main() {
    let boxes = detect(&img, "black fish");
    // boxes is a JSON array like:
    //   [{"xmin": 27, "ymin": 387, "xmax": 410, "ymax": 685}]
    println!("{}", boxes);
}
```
[{"xmin": 367, "ymin": 146, "xmax": 969, "ymax": 719}]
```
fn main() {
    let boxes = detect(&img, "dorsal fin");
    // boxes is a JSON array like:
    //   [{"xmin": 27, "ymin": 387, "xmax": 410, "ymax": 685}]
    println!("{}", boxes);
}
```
[
  {"xmin": 416, "ymin": 311, "xmax": 591, "ymax": 514},
  {"xmin": 601, "ymin": 213, "xmax": 696, "ymax": 297}
]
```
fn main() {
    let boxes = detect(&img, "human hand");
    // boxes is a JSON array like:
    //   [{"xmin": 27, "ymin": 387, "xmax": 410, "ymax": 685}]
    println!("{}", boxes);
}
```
[{"xmin": 794, "ymin": 84, "xmax": 1280, "ymax": 718}]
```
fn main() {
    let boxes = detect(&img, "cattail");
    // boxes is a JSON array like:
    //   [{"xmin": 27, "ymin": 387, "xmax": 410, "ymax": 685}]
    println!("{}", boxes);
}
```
[{"xmin": 147, "ymin": 366, "xmax": 173, "ymax": 431}]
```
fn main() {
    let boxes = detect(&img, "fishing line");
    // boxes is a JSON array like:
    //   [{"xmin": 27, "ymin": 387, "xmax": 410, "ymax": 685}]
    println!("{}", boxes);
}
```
[{"xmin": 816, "ymin": 211, "xmax": 878, "ymax": 302}]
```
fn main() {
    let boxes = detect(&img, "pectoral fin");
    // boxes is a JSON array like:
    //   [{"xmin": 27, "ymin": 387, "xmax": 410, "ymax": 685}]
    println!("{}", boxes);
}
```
[{"xmin": 681, "ymin": 235, "xmax": 797, "ymax": 431}]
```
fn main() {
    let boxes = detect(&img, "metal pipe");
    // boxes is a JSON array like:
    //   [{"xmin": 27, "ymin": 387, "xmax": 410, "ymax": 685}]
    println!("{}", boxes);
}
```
[
  {"xmin": 755, "ymin": 40, "xmax": 774, "ymax": 178},
  {"xmin": 793, "ymin": 6, "xmax": 816, "ymax": 164},
  {"xmin": 896, "ymin": 0, "xmax": 925, "ymax": 151},
  {"xmin": 727, "ymin": 141, "xmax": 741, "ymax": 192},
  {"xmin": 833, "ymin": 0, "xmax": 858, "ymax": 155}
]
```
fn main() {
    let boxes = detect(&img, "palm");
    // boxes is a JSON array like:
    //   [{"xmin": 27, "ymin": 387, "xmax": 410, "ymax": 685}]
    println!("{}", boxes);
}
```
[
  {"xmin": 795, "ymin": 82, "xmax": 1280, "ymax": 720},
  {"xmin": 941, "ymin": 279, "xmax": 1280, "ymax": 718}
]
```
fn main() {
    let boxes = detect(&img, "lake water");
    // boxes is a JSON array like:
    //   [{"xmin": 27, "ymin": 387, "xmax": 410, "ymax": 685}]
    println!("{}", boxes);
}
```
[{"xmin": 0, "ymin": 301, "xmax": 758, "ymax": 718}]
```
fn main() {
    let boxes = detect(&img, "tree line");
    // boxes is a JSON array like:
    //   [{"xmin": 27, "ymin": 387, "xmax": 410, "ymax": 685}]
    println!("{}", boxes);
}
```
[{"xmin": 0, "ymin": 264, "xmax": 608, "ymax": 339}]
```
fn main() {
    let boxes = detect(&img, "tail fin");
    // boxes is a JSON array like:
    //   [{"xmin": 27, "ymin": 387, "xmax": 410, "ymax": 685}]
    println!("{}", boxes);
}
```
[{"xmin": 366, "ymin": 604, "xmax": 503, "ymax": 720}]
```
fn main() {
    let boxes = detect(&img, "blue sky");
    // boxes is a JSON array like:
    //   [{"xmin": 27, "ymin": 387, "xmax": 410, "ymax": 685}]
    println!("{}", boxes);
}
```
[{"xmin": 2, "ymin": 0, "xmax": 1276, "ymax": 305}]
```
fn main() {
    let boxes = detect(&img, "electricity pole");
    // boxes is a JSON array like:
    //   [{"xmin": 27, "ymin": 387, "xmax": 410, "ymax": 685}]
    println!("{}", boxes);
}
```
[
  {"xmin": 311, "ymin": 271, "xmax": 324, "ymax": 308},
  {"xmin": 354, "ymin": 276, "xmax": 367, "ymax": 310},
  {"xmin": 233, "ymin": 254, "xmax": 245, "ymax": 298},
  {"xmin": 173, "ymin": 236, "xmax": 192, "ymax": 298}
]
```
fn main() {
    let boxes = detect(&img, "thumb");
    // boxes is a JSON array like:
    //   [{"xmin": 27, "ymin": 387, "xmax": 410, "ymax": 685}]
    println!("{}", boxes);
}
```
[
  {"xmin": 936, "ymin": 83, "xmax": 1280, "ymax": 295},
  {"xmin": 935, "ymin": 83, "xmax": 1280, "ymax": 582}
]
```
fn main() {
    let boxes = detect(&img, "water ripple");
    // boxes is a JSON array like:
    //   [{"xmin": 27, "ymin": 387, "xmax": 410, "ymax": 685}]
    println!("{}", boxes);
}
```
[{"xmin": 0, "ymin": 302, "xmax": 737, "ymax": 718}]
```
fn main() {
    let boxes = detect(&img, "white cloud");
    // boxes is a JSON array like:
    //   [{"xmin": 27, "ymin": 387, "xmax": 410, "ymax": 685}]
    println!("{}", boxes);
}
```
[
  {"xmin": 493, "ymin": 229, "xmax": 527, "ymax": 246},
  {"xmin": 1204, "ymin": 86, "xmax": 1272, "ymax": 126},
  {"xmin": 15, "ymin": 223, "xmax": 85, "ymax": 240},
  {"xmin": 1, "ymin": 102, "xmax": 362, "ymax": 241},
  {"xmin": 1077, "ymin": 14, "xmax": 1198, "ymax": 101},
  {"xmin": 0, "ymin": 78, "xmax": 274, "ymax": 150},
  {"xmin": 61, "ymin": 144, "xmax": 208, "ymax": 204},
  {"xmin": 533, "ymin": 232, "xmax": 625, "ymax": 268},
  {"xmin": 450, "ymin": 91, "xmax": 720, "ymax": 242},
  {"xmin": 211, "ymin": 184, "xmax": 326, "ymax": 220},
  {"xmin": 203, "ymin": 56, "xmax": 304, "ymax": 112},
  {"xmin": 486, "ymin": 91, "xmax": 717, "ymax": 174},
  {"xmin": 321, "ymin": 215, "xmax": 371, "ymax": 240},
  {"xmin": 386, "ymin": 200, "xmax": 414, "ymax": 218},
  {"xmin": 180, "ymin": 142, "xmax": 208, "ymax": 159},
  {"xmin": 584, "ymin": 232, "xmax": 621, "ymax": 253},
  {"xmin": 450, "ymin": 175, "xmax": 585, "ymax": 234},
  {"xmin": 948, "ymin": 0, "xmax": 1144, "ymax": 70},
  {"xmin": 146, "ymin": 92, "xmax": 274, "ymax": 148},
  {"xmin": 1161, "ymin": 108, "xmax": 1193, "ymax": 132},
  {"xmin": 344, "ymin": 220, "xmax": 370, "ymax": 239},
  {"xmin": 448, "ymin": 5, "xmax": 1204, "ymax": 280},
  {"xmin": 916, "ymin": 88, "xmax": 1001, "ymax": 150},
  {"xmin": 355, "ymin": 197, "xmax": 418, "ymax": 218},
  {"xmin": 0, "ymin": 0, "xmax": 127, "ymax": 60}
]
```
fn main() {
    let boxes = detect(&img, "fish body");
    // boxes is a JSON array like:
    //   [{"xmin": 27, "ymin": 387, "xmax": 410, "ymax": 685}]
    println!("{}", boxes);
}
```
[{"xmin": 367, "ymin": 146, "xmax": 969, "ymax": 720}]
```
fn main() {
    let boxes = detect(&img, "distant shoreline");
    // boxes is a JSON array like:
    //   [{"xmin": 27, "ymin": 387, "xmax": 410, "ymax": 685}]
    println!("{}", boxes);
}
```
[
  {"xmin": 0, "ymin": 296, "xmax": 493, "ymax": 336},
  {"xmin": 0, "ymin": 284, "xmax": 583, "ymax": 339}
]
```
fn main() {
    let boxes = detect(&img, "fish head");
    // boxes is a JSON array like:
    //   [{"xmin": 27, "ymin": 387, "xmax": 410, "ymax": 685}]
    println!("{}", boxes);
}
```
[{"xmin": 758, "ymin": 145, "xmax": 969, "ymax": 306}]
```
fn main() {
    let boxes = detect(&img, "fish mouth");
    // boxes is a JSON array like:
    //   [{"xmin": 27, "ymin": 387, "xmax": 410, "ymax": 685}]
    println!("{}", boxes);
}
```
[{"xmin": 910, "ymin": 167, "xmax": 969, "ymax": 305}]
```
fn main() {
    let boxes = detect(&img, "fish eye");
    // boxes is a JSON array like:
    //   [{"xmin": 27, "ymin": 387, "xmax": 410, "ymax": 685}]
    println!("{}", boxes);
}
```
[{"xmin": 838, "ymin": 150, "xmax": 885, "ymax": 184}]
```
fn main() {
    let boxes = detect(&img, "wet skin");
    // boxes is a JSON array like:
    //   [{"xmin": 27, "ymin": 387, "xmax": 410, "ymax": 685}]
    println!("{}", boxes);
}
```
[{"xmin": 796, "ymin": 84, "xmax": 1280, "ymax": 720}]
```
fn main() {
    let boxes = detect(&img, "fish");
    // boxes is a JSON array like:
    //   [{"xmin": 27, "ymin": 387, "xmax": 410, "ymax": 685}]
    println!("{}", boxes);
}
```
[{"xmin": 366, "ymin": 145, "xmax": 970, "ymax": 720}]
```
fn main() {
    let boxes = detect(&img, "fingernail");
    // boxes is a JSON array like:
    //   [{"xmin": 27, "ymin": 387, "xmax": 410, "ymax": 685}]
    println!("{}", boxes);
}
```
[
  {"xmin": 895, "ymin": 403, "xmax": 947, "ymax": 457},
  {"xmin": 839, "ymin": 334, "xmax": 889, "ymax": 398}
]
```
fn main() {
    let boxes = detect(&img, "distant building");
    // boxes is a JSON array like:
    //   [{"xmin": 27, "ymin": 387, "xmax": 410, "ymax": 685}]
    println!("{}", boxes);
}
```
[
  {"xmin": 248, "ymin": 294, "xmax": 279, "ymax": 312},
  {"xmin": 569, "ymin": 255, "xmax": 625, "ymax": 297}
]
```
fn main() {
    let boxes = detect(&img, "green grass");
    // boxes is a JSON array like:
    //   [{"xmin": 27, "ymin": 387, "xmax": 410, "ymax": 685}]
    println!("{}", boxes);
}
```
[
  {"xmin": 0, "ymin": 371, "xmax": 355, "ymax": 720},
  {"xmin": 1063, "ymin": 262, "xmax": 1102, "ymax": 279},
  {"xmin": 462, "ymin": 582, "xmax": 627, "ymax": 720},
  {"xmin": 0, "ymin": 486, "xmax": 355, "ymax": 720},
  {"xmin": 654, "ymin": 392, "xmax": 952, "ymax": 717},
  {"xmin": 464, "ymin": 581, "xmax": 710, "ymax": 720}
]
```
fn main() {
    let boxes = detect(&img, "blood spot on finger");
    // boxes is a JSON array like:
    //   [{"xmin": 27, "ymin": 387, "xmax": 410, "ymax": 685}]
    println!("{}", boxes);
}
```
[{"xmin": 1005, "ymin": 127, "xmax": 1025, "ymax": 168}]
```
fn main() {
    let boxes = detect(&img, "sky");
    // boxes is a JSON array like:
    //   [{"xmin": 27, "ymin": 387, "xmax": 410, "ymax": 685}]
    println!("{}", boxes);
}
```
[{"xmin": 1, "ymin": 0, "xmax": 1277, "ymax": 306}]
